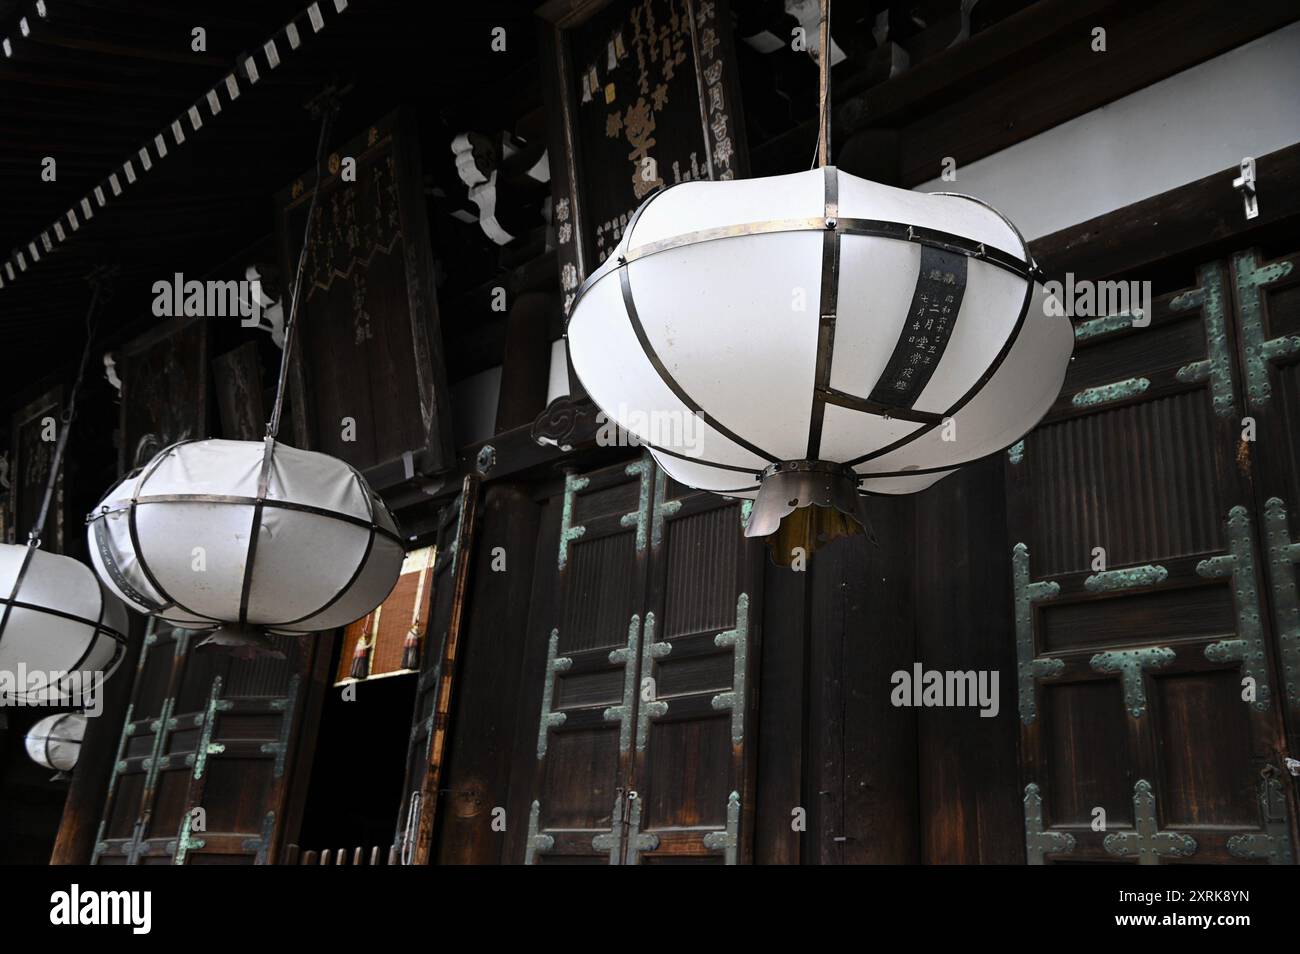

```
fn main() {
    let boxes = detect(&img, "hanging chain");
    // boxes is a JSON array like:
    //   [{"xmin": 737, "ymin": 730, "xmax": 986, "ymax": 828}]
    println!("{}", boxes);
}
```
[
  {"xmin": 816, "ymin": 0, "xmax": 832, "ymax": 168},
  {"xmin": 265, "ymin": 96, "xmax": 340, "ymax": 442},
  {"xmin": 27, "ymin": 266, "xmax": 115, "ymax": 551}
]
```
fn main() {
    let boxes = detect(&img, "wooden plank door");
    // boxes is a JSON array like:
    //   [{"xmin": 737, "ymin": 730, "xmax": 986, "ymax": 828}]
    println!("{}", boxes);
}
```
[
  {"xmin": 394, "ymin": 476, "xmax": 480, "ymax": 865},
  {"xmin": 526, "ymin": 458, "xmax": 653, "ymax": 863},
  {"xmin": 628, "ymin": 473, "xmax": 760, "ymax": 863},
  {"xmin": 92, "ymin": 622, "xmax": 314, "ymax": 864},
  {"xmin": 523, "ymin": 454, "xmax": 761, "ymax": 863},
  {"xmin": 1008, "ymin": 256, "xmax": 1298, "ymax": 864},
  {"xmin": 1230, "ymin": 246, "xmax": 1300, "ymax": 765}
]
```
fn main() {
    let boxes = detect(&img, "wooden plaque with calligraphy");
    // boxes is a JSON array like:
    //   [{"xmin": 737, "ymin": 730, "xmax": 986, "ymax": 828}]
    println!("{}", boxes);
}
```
[
  {"xmin": 117, "ymin": 318, "xmax": 209, "ymax": 475},
  {"xmin": 276, "ymin": 109, "xmax": 454, "ymax": 492},
  {"xmin": 538, "ymin": 0, "xmax": 749, "ymax": 321}
]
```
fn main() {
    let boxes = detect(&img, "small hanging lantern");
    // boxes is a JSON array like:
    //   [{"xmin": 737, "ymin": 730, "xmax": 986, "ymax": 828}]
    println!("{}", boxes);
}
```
[
  {"xmin": 85, "ymin": 94, "xmax": 405, "ymax": 654},
  {"xmin": 86, "ymin": 439, "xmax": 404, "ymax": 655},
  {"xmin": 564, "ymin": 0, "xmax": 1072, "ymax": 563},
  {"xmin": 0, "ymin": 271, "xmax": 129, "ymax": 706},
  {"xmin": 0, "ymin": 546, "xmax": 129, "ymax": 705},
  {"xmin": 25, "ymin": 711, "xmax": 88, "ymax": 779}
]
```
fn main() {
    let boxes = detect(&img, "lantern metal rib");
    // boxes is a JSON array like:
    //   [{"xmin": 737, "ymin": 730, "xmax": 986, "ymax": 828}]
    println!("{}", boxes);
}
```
[{"xmin": 806, "ymin": 165, "xmax": 840, "ymax": 460}]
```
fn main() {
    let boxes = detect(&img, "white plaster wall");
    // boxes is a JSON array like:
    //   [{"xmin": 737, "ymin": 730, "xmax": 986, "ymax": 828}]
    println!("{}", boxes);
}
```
[{"xmin": 916, "ymin": 22, "xmax": 1300, "ymax": 239}]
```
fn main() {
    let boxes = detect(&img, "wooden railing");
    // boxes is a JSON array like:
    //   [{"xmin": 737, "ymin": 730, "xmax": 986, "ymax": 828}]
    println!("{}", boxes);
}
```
[{"xmin": 281, "ymin": 843, "xmax": 400, "ymax": 865}]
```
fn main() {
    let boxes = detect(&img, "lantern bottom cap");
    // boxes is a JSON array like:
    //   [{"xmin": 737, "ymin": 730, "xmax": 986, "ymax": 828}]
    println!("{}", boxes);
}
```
[
  {"xmin": 197, "ymin": 623, "xmax": 289, "ymax": 660},
  {"xmin": 745, "ymin": 459, "xmax": 875, "ymax": 541}
]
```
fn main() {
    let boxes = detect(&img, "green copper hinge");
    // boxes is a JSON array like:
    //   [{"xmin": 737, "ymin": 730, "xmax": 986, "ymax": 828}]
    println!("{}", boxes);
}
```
[
  {"xmin": 710, "ymin": 594, "xmax": 750, "ymax": 747},
  {"xmin": 187, "ymin": 676, "xmax": 228, "ymax": 780},
  {"xmin": 1262, "ymin": 498, "xmax": 1300, "ymax": 710},
  {"xmin": 1013, "ymin": 543, "xmax": 1062, "ymax": 725},
  {"xmin": 1089, "ymin": 647, "xmax": 1175, "ymax": 718},
  {"xmin": 536, "ymin": 629, "xmax": 571, "ymax": 759},
  {"xmin": 1074, "ymin": 309, "xmax": 1144, "ymax": 342},
  {"xmin": 636, "ymin": 612, "xmax": 669, "ymax": 752},
  {"xmin": 1007, "ymin": 439, "xmax": 1025, "ymax": 465},
  {"xmin": 603, "ymin": 614, "xmax": 643, "ymax": 755},
  {"xmin": 1197, "ymin": 505, "xmax": 1271, "ymax": 711},
  {"xmin": 243, "ymin": 811, "xmax": 278, "ymax": 865},
  {"xmin": 1171, "ymin": 262, "xmax": 1234, "ymax": 417},
  {"xmin": 558, "ymin": 473, "xmax": 590, "ymax": 570},
  {"xmin": 702, "ymin": 791, "xmax": 741, "ymax": 865},
  {"xmin": 1071, "ymin": 376, "xmax": 1149, "ymax": 408},
  {"xmin": 1233, "ymin": 249, "xmax": 1297, "ymax": 409},
  {"xmin": 1103, "ymin": 779, "xmax": 1196, "ymax": 863},
  {"xmin": 171, "ymin": 810, "xmax": 206, "ymax": 865},
  {"xmin": 258, "ymin": 675, "xmax": 299, "ymax": 778},
  {"xmin": 618, "ymin": 456, "xmax": 654, "ymax": 551},
  {"xmin": 650, "ymin": 468, "xmax": 681, "ymax": 549},
  {"xmin": 524, "ymin": 800, "xmax": 553, "ymax": 864},
  {"xmin": 1226, "ymin": 773, "xmax": 1294, "ymax": 864},
  {"xmin": 1023, "ymin": 783, "xmax": 1075, "ymax": 864},
  {"xmin": 740, "ymin": 499, "xmax": 753, "ymax": 529},
  {"xmin": 1084, "ymin": 564, "xmax": 1167, "ymax": 593},
  {"xmin": 591, "ymin": 794, "xmax": 658, "ymax": 864}
]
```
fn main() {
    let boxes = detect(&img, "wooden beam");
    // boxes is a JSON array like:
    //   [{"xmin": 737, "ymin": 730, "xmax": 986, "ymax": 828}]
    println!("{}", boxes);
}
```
[{"xmin": 1030, "ymin": 142, "xmax": 1300, "ymax": 281}]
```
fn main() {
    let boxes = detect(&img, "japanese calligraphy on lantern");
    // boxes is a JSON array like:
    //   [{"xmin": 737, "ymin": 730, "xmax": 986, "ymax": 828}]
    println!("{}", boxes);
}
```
[
  {"xmin": 542, "ymin": 0, "xmax": 747, "ymax": 315},
  {"xmin": 868, "ymin": 248, "xmax": 969, "ymax": 409}
]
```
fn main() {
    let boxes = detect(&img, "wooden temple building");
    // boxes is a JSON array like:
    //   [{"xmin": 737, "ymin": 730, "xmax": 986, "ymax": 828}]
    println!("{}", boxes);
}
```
[{"xmin": 0, "ymin": 0, "xmax": 1298, "ymax": 866}]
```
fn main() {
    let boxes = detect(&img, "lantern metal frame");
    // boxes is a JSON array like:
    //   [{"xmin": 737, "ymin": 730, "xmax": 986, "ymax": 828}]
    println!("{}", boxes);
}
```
[
  {"xmin": 563, "ymin": 0, "xmax": 1059, "ymax": 544},
  {"xmin": 87, "ymin": 437, "xmax": 404, "ymax": 635},
  {"xmin": 563, "ymin": 172, "xmax": 1042, "ymax": 488}
]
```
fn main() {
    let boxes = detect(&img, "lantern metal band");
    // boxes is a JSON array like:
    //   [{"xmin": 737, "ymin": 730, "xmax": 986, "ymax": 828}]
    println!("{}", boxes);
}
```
[
  {"xmin": 87, "ymin": 438, "xmax": 403, "ymax": 633},
  {"xmin": 566, "ymin": 171, "xmax": 1042, "ymax": 489}
]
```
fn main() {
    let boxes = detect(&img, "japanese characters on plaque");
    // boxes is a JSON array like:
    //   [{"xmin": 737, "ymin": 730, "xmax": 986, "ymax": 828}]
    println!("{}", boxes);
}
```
[
  {"xmin": 551, "ymin": 0, "xmax": 743, "ymax": 316},
  {"xmin": 291, "ymin": 129, "xmax": 400, "ymax": 348},
  {"xmin": 868, "ymin": 248, "xmax": 968, "ymax": 408}
]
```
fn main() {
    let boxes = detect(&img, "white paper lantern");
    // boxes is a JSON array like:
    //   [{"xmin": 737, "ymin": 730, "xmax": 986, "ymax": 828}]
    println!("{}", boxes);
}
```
[
  {"xmin": 566, "ymin": 167, "xmax": 1072, "ymax": 539},
  {"xmin": 86, "ymin": 439, "xmax": 403, "ymax": 650},
  {"xmin": 0, "ymin": 544, "xmax": 129, "ymax": 705},
  {"xmin": 26, "ymin": 711, "xmax": 88, "ymax": 775}
]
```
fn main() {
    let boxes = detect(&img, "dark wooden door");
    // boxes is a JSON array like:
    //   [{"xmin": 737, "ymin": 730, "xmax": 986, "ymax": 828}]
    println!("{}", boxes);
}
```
[
  {"xmin": 1009, "ymin": 252, "xmax": 1299, "ymax": 864},
  {"xmin": 91, "ymin": 622, "xmax": 314, "ymax": 864},
  {"xmin": 1229, "ymin": 246, "xmax": 1300, "ymax": 770},
  {"xmin": 394, "ymin": 476, "xmax": 480, "ymax": 865},
  {"xmin": 523, "ymin": 453, "xmax": 761, "ymax": 863}
]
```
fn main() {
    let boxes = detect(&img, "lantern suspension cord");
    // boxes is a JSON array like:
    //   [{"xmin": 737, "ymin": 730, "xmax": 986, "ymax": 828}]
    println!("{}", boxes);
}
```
[
  {"xmin": 265, "ymin": 98, "xmax": 339, "ymax": 442},
  {"xmin": 812, "ymin": 0, "xmax": 832, "ymax": 169},
  {"xmin": 28, "ymin": 268, "xmax": 111, "ymax": 551}
]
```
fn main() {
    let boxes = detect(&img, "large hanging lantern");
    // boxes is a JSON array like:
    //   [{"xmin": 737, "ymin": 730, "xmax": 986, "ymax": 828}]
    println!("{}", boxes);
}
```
[
  {"xmin": 85, "ymin": 98, "xmax": 404, "ymax": 652},
  {"xmin": 566, "ymin": 3, "xmax": 1071, "ymax": 560},
  {"xmin": 0, "ymin": 545, "xmax": 129, "ymax": 705},
  {"xmin": 25, "ymin": 711, "xmax": 88, "ymax": 777},
  {"xmin": 86, "ymin": 439, "xmax": 403, "ymax": 653}
]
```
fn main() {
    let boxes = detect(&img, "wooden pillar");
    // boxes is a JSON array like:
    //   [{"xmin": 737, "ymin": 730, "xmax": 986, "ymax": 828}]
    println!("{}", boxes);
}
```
[
  {"xmin": 434, "ymin": 481, "xmax": 541, "ymax": 863},
  {"xmin": 494, "ymin": 292, "xmax": 555, "ymax": 433},
  {"xmin": 914, "ymin": 457, "xmax": 1023, "ymax": 863},
  {"xmin": 807, "ymin": 497, "xmax": 919, "ymax": 863},
  {"xmin": 754, "ymin": 497, "xmax": 919, "ymax": 863}
]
